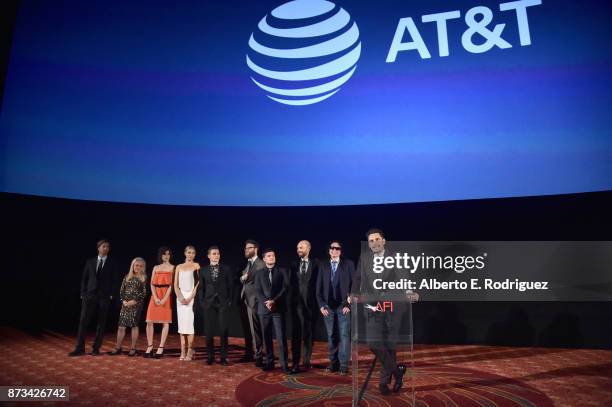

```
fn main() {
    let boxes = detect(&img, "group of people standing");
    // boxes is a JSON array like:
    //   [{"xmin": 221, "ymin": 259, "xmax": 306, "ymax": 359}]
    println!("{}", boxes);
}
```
[{"xmin": 68, "ymin": 229, "xmax": 416, "ymax": 395}]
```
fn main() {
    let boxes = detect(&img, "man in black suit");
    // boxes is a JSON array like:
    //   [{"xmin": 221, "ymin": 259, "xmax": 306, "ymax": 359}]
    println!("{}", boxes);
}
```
[
  {"xmin": 354, "ymin": 228, "xmax": 419, "ymax": 395},
  {"xmin": 198, "ymin": 246, "xmax": 233, "ymax": 365},
  {"xmin": 255, "ymin": 248, "xmax": 290, "ymax": 373},
  {"xmin": 287, "ymin": 240, "xmax": 319, "ymax": 373},
  {"xmin": 316, "ymin": 240, "xmax": 354, "ymax": 375},
  {"xmin": 69, "ymin": 239, "xmax": 119, "ymax": 356},
  {"xmin": 238, "ymin": 239, "xmax": 265, "ymax": 366}
]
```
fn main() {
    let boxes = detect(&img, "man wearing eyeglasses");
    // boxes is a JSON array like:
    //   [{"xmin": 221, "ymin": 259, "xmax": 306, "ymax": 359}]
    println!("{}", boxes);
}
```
[
  {"xmin": 238, "ymin": 239, "xmax": 265, "ymax": 366},
  {"xmin": 316, "ymin": 240, "xmax": 354, "ymax": 375}
]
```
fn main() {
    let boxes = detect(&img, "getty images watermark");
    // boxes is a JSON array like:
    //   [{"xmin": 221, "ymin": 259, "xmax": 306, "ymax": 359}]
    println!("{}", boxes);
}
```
[{"xmin": 364, "ymin": 241, "xmax": 612, "ymax": 301}]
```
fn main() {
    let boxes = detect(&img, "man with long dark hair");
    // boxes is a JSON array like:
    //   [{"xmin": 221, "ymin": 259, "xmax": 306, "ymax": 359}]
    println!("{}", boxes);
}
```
[{"xmin": 69, "ymin": 239, "xmax": 119, "ymax": 356}]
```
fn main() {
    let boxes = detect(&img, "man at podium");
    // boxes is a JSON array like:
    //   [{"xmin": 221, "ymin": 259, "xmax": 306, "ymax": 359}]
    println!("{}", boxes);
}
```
[{"xmin": 353, "ymin": 228, "xmax": 419, "ymax": 395}]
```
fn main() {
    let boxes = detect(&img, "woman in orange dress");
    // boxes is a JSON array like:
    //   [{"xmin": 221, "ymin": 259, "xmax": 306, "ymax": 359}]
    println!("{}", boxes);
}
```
[{"xmin": 144, "ymin": 247, "xmax": 174, "ymax": 358}]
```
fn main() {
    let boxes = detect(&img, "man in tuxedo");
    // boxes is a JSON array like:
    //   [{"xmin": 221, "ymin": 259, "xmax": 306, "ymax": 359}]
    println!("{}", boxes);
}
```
[
  {"xmin": 238, "ymin": 239, "xmax": 265, "ymax": 366},
  {"xmin": 255, "ymin": 248, "xmax": 290, "ymax": 373},
  {"xmin": 198, "ymin": 246, "xmax": 233, "ymax": 365},
  {"xmin": 354, "ymin": 228, "xmax": 419, "ymax": 395},
  {"xmin": 69, "ymin": 239, "xmax": 119, "ymax": 356},
  {"xmin": 287, "ymin": 240, "xmax": 319, "ymax": 373},
  {"xmin": 316, "ymin": 240, "xmax": 354, "ymax": 375}
]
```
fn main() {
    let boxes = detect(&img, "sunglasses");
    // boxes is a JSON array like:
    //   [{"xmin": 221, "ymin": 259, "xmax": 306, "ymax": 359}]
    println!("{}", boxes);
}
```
[{"xmin": 329, "ymin": 246, "xmax": 342, "ymax": 251}]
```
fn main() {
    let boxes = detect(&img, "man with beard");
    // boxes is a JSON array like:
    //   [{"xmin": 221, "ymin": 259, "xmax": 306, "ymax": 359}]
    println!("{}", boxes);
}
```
[
  {"xmin": 69, "ymin": 239, "xmax": 119, "ymax": 356},
  {"xmin": 238, "ymin": 239, "xmax": 265, "ymax": 366},
  {"xmin": 287, "ymin": 240, "xmax": 319, "ymax": 373},
  {"xmin": 354, "ymin": 228, "xmax": 419, "ymax": 395}
]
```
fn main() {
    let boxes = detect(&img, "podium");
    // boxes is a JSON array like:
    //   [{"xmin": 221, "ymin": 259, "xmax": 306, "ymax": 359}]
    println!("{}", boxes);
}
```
[{"xmin": 350, "ymin": 293, "xmax": 415, "ymax": 406}]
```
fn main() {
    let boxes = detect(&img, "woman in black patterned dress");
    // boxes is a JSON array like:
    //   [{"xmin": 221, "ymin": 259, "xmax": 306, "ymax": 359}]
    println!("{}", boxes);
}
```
[{"xmin": 109, "ymin": 257, "xmax": 147, "ymax": 356}]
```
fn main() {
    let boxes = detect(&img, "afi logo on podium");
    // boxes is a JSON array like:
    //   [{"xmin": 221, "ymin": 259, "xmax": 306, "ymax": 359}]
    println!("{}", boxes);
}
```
[{"xmin": 366, "ymin": 301, "xmax": 394, "ymax": 312}]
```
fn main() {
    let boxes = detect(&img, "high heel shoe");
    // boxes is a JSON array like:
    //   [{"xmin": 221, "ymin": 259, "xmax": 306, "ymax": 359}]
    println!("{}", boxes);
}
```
[
  {"xmin": 128, "ymin": 348, "xmax": 137, "ymax": 357},
  {"xmin": 180, "ymin": 349, "xmax": 186, "ymax": 361},
  {"xmin": 144, "ymin": 345, "xmax": 154, "ymax": 358},
  {"xmin": 186, "ymin": 348, "xmax": 194, "ymax": 361},
  {"xmin": 108, "ymin": 348, "xmax": 122, "ymax": 356},
  {"xmin": 154, "ymin": 347, "xmax": 164, "ymax": 359}
]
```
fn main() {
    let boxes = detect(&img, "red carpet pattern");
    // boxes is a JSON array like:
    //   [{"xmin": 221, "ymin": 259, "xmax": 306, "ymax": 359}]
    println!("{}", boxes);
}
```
[{"xmin": 0, "ymin": 327, "xmax": 611, "ymax": 406}]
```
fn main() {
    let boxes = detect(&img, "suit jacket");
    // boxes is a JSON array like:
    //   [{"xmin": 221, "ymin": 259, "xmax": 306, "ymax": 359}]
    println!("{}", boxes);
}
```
[
  {"xmin": 287, "ymin": 258, "xmax": 319, "ymax": 309},
  {"xmin": 198, "ymin": 263, "xmax": 233, "ymax": 308},
  {"xmin": 354, "ymin": 249, "xmax": 400, "ymax": 297},
  {"xmin": 255, "ymin": 265, "xmax": 288, "ymax": 315},
  {"xmin": 316, "ymin": 258, "xmax": 354, "ymax": 309},
  {"xmin": 80, "ymin": 256, "xmax": 119, "ymax": 299},
  {"xmin": 241, "ymin": 257, "xmax": 265, "ymax": 308}
]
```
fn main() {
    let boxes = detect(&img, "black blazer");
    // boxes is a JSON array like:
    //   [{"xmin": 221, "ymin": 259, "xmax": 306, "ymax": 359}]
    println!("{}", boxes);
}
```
[
  {"xmin": 316, "ymin": 258, "xmax": 354, "ymax": 309},
  {"xmin": 354, "ymin": 250, "xmax": 400, "ymax": 296},
  {"xmin": 198, "ymin": 263, "xmax": 233, "ymax": 308},
  {"xmin": 287, "ymin": 258, "xmax": 319, "ymax": 309},
  {"xmin": 80, "ymin": 256, "xmax": 119, "ymax": 299},
  {"xmin": 255, "ymin": 266, "xmax": 288, "ymax": 315}
]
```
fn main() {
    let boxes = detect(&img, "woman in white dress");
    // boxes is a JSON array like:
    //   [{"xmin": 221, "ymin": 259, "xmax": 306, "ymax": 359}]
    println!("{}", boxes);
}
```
[{"xmin": 174, "ymin": 245, "xmax": 200, "ymax": 360}]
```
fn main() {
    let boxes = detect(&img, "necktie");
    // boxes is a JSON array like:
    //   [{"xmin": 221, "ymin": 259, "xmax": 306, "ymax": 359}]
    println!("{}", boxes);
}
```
[
  {"xmin": 300, "ymin": 260, "xmax": 307, "ymax": 275},
  {"xmin": 268, "ymin": 268, "xmax": 273, "ymax": 285},
  {"xmin": 331, "ymin": 261, "xmax": 338, "ymax": 279},
  {"xmin": 97, "ymin": 258, "xmax": 104, "ymax": 274}
]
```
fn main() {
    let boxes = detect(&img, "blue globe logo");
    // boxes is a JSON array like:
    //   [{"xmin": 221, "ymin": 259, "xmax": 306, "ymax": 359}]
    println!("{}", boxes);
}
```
[{"xmin": 247, "ymin": 0, "xmax": 361, "ymax": 106}]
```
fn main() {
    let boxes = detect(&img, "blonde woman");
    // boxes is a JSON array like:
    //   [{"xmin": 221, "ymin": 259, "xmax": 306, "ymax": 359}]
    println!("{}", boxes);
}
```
[
  {"xmin": 109, "ymin": 257, "xmax": 147, "ymax": 356},
  {"xmin": 144, "ymin": 247, "xmax": 175, "ymax": 358},
  {"xmin": 174, "ymin": 245, "xmax": 200, "ymax": 360}
]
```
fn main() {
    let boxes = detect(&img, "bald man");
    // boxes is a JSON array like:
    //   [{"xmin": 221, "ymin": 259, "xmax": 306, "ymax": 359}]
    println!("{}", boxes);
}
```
[{"xmin": 287, "ymin": 240, "xmax": 319, "ymax": 373}]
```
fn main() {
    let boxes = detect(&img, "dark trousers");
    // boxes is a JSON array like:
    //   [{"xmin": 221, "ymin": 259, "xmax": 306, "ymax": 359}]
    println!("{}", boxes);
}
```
[
  {"xmin": 75, "ymin": 296, "xmax": 110, "ymax": 352},
  {"xmin": 290, "ymin": 299, "xmax": 316, "ymax": 366},
  {"xmin": 260, "ymin": 312, "xmax": 288, "ymax": 368},
  {"xmin": 239, "ymin": 300, "xmax": 263, "ymax": 360},
  {"xmin": 323, "ymin": 304, "xmax": 350, "ymax": 369},
  {"xmin": 365, "ymin": 303, "xmax": 406, "ymax": 384},
  {"xmin": 204, "ymin": 300, "xmax": 229, "ymax": 360}
]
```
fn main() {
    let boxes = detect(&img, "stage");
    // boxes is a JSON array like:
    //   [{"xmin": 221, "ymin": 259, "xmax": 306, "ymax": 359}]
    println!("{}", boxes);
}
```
[{"xmin": 1, "ymin": 327, "xmax": 610, "ymax": 406}]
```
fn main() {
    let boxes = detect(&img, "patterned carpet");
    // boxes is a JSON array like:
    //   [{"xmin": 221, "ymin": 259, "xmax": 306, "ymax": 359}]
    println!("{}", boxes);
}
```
[{"xmin": 1, "ymin": 327, "xmax": 611, "ymax": 406}]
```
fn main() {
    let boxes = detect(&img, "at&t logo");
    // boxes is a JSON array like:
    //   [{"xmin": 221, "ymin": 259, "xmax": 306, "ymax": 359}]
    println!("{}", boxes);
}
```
[{"xmin": 246, "ymin": 0, "xmax": 361, "ymax": 106}]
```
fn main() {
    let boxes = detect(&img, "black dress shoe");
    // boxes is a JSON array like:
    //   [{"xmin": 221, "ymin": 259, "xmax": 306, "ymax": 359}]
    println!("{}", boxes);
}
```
[
  {"xmin": 303, "ymin": 362, "xmax": 312, "ymax": 370},
  {"xmin": 339, "ymin": 367, "xmax": 349, "ymax": 376},
  {"xmin": 255, "ymin": 358, "xmax": 264, "ymax": 368},
  {"xmin": 393, "ymin": 364, "xmax": 406, "ymax": 392},
  {"xmin": 220, "ymin": 359, "xmax": 228, "ymax": 366},
  {"xmin": 91, "ymin": 349, "xmax": 101, "ymax": 356},
  {"xmin": 290, "ymin": 366, "xmax": 300, "ymax": 374},
  {"xmin": 68, "ymin": 349, "xmax": 85, "ymax": 357},
  {"xmin": 262, "ymin": 363, "xmax": 275, "ymax": 371},
  {"xmin": 206, "ymin": 358, "xmax": 214, "ymax": 365},
  {"xmin": 281, "ymin": 366, "xmax": 291, "ymax": 374},
  {"xmin": 238, "ymin": 355, "xmax": 254, "ymax": 363},
  {"xmin": 379, "ymin": 383, "xmax": 391, "ymax": 395},
  {"xmin": 325, "ymin": 364, "xmax": 339, "ymax": 373}
]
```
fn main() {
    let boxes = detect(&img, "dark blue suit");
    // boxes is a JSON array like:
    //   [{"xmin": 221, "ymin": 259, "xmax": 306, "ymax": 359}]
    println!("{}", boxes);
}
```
[
  {"xmin": 255, "ymin": 266, "xmax": 289, "ymax": 368},
  {"xmin": 316, "ymin": 258, "xmax": 354, "ymax": 369}
]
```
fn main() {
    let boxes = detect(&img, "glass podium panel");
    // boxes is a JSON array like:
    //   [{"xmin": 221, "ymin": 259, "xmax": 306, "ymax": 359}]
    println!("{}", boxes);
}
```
[{"xmin": 351, "ymin": 293, "xmax": 415, "ymax": 406}]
